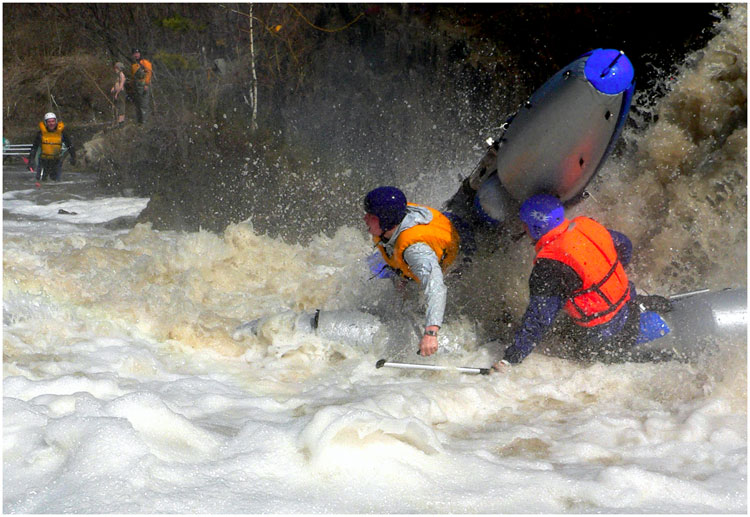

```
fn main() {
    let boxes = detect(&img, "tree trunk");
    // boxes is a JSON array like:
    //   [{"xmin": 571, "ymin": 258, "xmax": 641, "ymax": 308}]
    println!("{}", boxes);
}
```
[{"xmin": 249, "ymin": 3, "xmax": 258, "ymax": 130}]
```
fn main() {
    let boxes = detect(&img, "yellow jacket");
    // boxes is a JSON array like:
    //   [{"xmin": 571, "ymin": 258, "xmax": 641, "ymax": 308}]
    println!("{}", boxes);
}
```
[
  {"xmin": 373, "ymin": 204, "xmax": 459, "ymax": 282},
  {"xmin": 39, "ymin": 121, "xmax": 65, "ymax": 160}
]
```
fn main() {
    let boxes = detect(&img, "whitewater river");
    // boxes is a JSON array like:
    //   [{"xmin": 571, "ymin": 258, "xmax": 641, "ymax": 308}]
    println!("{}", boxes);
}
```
[{"xmin": 3, "ymin": 6, "xmax": 747, "ymax": 514}]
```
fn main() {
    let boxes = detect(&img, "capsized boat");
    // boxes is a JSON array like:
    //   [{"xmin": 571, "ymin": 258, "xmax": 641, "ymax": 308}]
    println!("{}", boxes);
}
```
[{"xmin": 446, "ymin": 48, "xmax": 636, "ymax": 226}]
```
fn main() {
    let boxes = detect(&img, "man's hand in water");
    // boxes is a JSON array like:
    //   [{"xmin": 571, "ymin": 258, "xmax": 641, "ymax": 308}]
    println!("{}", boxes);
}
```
[
  {"xmin": 491, "ymin": 359, "xmax": 511, "ymax": 373},
  {"xmin": 419, "ymin": 326, "xmax": 439, "ymax": 356}
]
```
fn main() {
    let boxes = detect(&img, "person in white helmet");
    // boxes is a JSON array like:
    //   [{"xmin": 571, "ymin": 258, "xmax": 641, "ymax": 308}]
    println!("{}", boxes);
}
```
[{"xmin": 27, "ymin": 112, "xmax": 76, "ymax": 182}]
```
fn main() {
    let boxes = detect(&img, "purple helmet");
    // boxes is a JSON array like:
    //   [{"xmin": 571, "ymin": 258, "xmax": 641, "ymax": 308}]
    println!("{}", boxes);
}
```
[{"xmin": 519, "ymin": 194, "xmax": 565, "ymax": 240}]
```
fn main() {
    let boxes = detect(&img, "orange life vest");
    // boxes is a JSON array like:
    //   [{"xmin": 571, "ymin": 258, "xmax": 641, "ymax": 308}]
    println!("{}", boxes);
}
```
[
  {"xmin": 39, "ymin": 121, "xmax": 65, "ymax": 160},
  {"xmin": 373, "ymin": 204, "xmax": 460, "ymax": 282},
  {"xmin": 534, "ymin": 216, "xmax": 630, "ymax": 327},
  {"xmin": 131, "ymin": 59, "xmax": 153, "ymax": 85}
]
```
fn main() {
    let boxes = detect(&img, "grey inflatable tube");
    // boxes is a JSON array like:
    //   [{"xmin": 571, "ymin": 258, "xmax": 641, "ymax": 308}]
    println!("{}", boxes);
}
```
[
  {"xmin": 643, "ymin": 287, "xmax": 747, "ymax": 359},
  {"xmin": 471, "ymin": 51, "xmax": 635, "ymax": 225},
  {"xmin": 234, "ymin": 288, "xmax": 746, "ymax": 362},
  {"xmin": 233, "ymin": 309, "xmax": 387, "ymax": 352}
]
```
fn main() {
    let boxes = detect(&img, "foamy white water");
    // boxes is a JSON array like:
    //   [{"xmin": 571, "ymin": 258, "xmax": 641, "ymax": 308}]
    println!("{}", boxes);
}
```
[
  {"xmin": 3, "ymin": 184, "xmax": 746, "ymax": 513},
  {"xmin": 3, "ymin": 6, "xmax": 746, "ymax": 514}
]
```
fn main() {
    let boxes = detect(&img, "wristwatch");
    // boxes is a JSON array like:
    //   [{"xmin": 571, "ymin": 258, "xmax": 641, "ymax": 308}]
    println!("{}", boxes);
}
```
[{"xmin": 424, "ymin": 329, "xmax": 438, "ymax": 337}]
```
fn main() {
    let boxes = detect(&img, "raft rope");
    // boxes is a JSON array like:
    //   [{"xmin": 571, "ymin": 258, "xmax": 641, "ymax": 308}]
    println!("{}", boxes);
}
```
[
  {"xmin": 79, "ymin": 67, "xmax": 116, "ymax": 110},
  {"xmin": 600, "ymin": 50, "xmax": 625, "ymax": 78}
]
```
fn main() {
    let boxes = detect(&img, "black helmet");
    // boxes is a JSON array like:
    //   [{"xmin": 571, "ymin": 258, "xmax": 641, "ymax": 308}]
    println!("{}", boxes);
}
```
[{"xmin": 364, "ymin": 186, "xmax": 407, "ymax": 231}]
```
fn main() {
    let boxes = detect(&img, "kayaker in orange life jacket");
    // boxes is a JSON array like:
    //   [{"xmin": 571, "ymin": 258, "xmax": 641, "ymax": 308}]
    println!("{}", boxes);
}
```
[
  {"xmin": 363, "ymin": 186, "xmax": 461, "ymax": 357},
  {"xmin": 494, "ymin": 193, "xmax": 672, "ymax": 370},
  {"xmin": 27, "ymin": 112, "xmax": 77, "ymax": 182}
]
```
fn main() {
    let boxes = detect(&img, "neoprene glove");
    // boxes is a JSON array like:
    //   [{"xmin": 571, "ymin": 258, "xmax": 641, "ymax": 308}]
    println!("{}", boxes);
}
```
[{"xmin": 367, "ymin": 251, "xmax": 395, "ymax": 279}]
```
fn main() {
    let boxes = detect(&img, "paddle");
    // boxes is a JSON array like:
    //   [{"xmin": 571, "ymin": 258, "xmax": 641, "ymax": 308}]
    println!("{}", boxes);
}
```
[
  {"xmin": 375, "ymin": 359, "xmax": 491, "ymax": 375},
  {"xmin": 22, "ymin": 157, "xmax": 41, "ymax": 186}
]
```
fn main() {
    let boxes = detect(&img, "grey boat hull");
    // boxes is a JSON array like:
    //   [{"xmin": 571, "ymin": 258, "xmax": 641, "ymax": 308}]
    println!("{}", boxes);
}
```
[{"xmin": 447, "ymin": 49, "xmax": 635, "ymax": 226}]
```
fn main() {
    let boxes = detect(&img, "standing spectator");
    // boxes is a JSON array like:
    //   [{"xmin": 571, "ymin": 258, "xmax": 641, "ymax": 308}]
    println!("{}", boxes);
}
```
[
  {"xmin": 130, "ymin": 48, "xmax": 153, "ymax": 124},
  {"xmin": 111, "ymin": 62, "xmax": 127, "ymax": 126}
]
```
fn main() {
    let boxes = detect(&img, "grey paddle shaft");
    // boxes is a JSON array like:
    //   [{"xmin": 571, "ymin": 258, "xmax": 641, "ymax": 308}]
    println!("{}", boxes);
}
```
[
  {"xmin": 376, "ymin": 359, "xmax": 491, "ymax": 375},
  {"xmin": 669, "ymin": 289, "xmax": 710, "ymax": 300}
]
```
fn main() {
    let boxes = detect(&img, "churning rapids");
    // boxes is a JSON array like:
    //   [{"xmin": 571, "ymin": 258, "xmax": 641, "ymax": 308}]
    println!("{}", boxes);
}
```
[{"xmin": 3, "ymin": 6, "xmax": 747, "ymax": 514}]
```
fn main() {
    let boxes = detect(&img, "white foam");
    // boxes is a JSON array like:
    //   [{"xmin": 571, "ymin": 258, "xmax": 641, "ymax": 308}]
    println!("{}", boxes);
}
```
[{"xmin": 3, "ymin": 195, "xmax": 149, "ymax": 224}]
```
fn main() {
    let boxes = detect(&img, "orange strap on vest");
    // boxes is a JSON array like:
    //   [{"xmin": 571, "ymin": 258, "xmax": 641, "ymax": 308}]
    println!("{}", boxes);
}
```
[
  {"xmin": 373, "ymin": 204, "xmax": 460, "ymax": 282},
  {"xmin": 39, "ymin": 121, "xmax": 65, "ymax": 160},
  {"xmin": 535, "ymin": 216, "xmax": 630, "ymax": 327}
]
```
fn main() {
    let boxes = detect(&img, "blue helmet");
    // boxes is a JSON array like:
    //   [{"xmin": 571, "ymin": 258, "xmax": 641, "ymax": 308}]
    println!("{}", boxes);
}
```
[
  {"xmin": 519, "ymin": 194, "xmax": 565, "ymax": 240},
  {"xmin": 364, "ymin": 186, "xmax": 407, "ymax": 231},
  {"xmin": 584, "ymin": 49, "xmax": 635, "ymax": 95}
]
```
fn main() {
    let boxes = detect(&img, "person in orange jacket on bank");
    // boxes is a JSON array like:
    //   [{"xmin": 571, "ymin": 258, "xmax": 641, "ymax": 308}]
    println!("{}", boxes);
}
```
[{"xmin": 130, "ymin": 48, "xmax": 153, "ymax": 124}]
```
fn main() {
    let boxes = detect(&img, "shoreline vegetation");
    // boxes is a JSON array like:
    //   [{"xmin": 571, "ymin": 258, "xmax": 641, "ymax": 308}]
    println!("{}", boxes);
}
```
[{"xmin": 3, "ymin": 3, "xmax": 726, "ymax": 239}]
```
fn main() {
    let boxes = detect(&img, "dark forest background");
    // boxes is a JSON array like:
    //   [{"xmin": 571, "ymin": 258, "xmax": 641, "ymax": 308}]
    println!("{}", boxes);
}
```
[{"xmin": 3, "ymin": 3, "xmax": 727, "ymax": 241}]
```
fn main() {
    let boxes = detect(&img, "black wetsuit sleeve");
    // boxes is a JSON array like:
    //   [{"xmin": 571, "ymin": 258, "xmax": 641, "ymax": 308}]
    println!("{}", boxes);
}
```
[
  {"xmin": 503, "ymin": 295, "xmax": 563, "ymax": 363},
  {"xmin": 62, "ymin": 131, "xmax": 75, "ymax": 159},
  {"xmin": 501, "ymin": 259, "xmax": 582, "ymax": 364},
  {"xmin": 608, "ymin": 230, "xmax": 632, "ymax": 268},
  {"xmin": 528, "ymin": 258, "xmax": 582, "ymax": 298}
]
